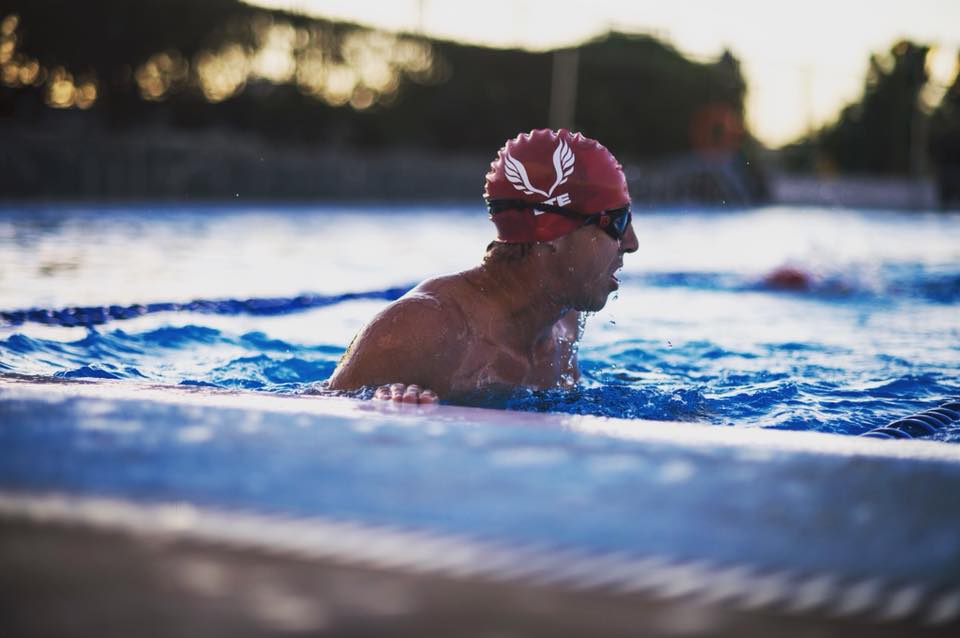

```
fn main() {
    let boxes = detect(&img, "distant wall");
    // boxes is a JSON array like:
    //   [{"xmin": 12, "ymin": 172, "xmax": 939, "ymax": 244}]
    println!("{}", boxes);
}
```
[
  {"xmin": 0, "ymin": 126, "xmax": 767, "ymax": 204},
  {"xmin": 0, "ymin": 126, "xmax": 487, "ymax": 200}
]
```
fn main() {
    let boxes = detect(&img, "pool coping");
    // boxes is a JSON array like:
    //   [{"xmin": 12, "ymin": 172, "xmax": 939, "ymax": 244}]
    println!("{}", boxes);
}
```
[
  {"xmin": 2, "ymin": 376, "xmax": 960, "ymax": 633},
  {"xmin": 2, "ymin": 375, "xmax": 958, "ymax": 464}
]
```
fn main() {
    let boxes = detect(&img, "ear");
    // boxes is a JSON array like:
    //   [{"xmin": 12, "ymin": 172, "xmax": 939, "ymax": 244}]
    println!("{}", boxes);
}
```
[
  {"xmin": 533, "ymin": 240, "xmax": 560, "ymax": 255},
  {"xmin": 542, "ymin": 229, "xmax": 587, "ymax": 255}
]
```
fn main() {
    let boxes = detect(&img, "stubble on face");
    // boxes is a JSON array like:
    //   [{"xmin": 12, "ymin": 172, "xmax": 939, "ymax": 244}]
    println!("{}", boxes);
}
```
[{"xmin": 554, "ymin": 229, "xmax": 622, "ymax": 313}]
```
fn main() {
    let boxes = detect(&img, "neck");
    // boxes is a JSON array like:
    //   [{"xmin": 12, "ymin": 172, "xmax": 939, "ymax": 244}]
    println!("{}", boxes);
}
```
[{"xmin": 465, "ymin": 254, "xmax": 570, "ymax": 352}]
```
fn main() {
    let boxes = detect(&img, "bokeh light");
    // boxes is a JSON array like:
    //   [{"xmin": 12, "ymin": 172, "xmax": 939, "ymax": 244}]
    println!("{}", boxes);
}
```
[
  {"xmin": 135, "ymin": 50, "xmax": 189, "ymax": 101},
  {"xmin": 75, "ymin": 77, "xmax": 97, "ymax": 109},
  {"xmin": 0, "ymin": 12, "xmax": 18, "ymax": 36},
  {"xmin": 46, "ymin": 66, "xmax": 75, "ymax": 108},
  {"xmin": 18, "ymin": 58, "xmax": 40, "ymax": 85},
  {"xmin": 2, "ymin": 13, "xmax": 92, "ymax": 108},
  {"xmin": 158, "ymin": 14, "xmax": 443, "ymax": 108},
  {"xmin": 195, "ymin": 44, "xmax": 250, "ymax": 103},
  {"xmin": 249, "ymin": 18, "xmax": 297, "ymax": 83},
  {"xmin": 1, "ymin": 11, "xmax": 441, "ymax": 113},
  {"xmin": 0, "ymin": 13, "xmax": 21, "ymax": 86}
]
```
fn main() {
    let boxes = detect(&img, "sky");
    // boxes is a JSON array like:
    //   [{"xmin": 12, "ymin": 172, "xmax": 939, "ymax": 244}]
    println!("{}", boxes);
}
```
[{"xmin": 248, "ymin": 0, "xmax": 960, "ymax": 147}]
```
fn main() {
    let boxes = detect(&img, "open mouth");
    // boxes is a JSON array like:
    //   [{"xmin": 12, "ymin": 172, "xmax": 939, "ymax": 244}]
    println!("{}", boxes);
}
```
[{"xmin": 609, "ymin": 262, "xmax": 623, "ymax": 287}]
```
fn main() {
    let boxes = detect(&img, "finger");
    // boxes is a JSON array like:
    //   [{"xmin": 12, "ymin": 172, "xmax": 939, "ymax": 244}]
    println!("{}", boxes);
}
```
[
  {"xmin": 374, "ymin": 385, "xmax": 392, "ymax": 400},
  {"xmin": 402, "ymin": 386, "xmax": 420, "ymax": 404},
  {"xmin": 419, "ymin": 389, "xmax": 438, "ymax": 404},
  {"xmin": 390, "ymin": 384, "xmax": 405, "ymax": 401}
]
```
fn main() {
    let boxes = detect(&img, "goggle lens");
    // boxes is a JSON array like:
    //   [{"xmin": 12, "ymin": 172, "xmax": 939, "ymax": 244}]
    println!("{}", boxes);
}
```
[
  {"xmin": 592, "ymin": 207, "xmax": 632, "ymax": 241},
  {"xmin": 612, "ymin": 209, "xmax": 632, "ymax": 238}
]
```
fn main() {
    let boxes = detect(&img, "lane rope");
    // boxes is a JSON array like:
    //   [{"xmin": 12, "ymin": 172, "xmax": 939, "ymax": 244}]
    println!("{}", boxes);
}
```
[
  {"xmin": 0, "ymin": 285, "xmax": 415, "ymax": 328},
  {"xmin": 861, "ymin": 401, "xmax": 960, "ymax": 440}
]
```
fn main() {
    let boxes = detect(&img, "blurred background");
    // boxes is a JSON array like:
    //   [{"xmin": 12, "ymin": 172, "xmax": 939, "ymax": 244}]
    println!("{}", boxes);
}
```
[{"xmin": 0, "ymin": 0, "xmax": 958, "ymax": 208}]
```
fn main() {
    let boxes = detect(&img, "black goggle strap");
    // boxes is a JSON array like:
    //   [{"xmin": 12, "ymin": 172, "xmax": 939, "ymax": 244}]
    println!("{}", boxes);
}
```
[
  {"xmin": 487, "ymin": 198, "xmax": 630, "ymax": 227},
  {"xmin": 486, "ymin": 198, "xmax": 584, "ymax": 220}
]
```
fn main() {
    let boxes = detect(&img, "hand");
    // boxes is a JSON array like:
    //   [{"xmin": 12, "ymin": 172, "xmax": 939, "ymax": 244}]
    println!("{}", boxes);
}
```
[{"xmin": 374, "ymin": 383, "xmax": 438, "ymax": 404}]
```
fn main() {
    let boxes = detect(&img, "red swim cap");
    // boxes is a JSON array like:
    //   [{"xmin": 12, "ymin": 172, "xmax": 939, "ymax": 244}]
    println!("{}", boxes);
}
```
[{"xmin": 484, "ymin": 128, "xmax": 630, "ymax": 243}]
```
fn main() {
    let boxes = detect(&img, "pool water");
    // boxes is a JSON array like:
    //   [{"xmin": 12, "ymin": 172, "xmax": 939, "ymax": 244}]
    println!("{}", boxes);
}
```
[{"xmin": 1, "ymin": 203, "xmax": 958, "ymax": 440}]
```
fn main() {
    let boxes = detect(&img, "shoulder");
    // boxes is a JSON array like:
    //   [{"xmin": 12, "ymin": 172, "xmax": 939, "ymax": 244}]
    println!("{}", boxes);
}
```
[
  {"xmin": 363, "ymin": 286, "xmax": 467, "ymax": 346},
  {"xmin": 398, "ymin": 272, "xmax": 479, "ymax": 329},
  {"xmin": 326, "ymin": 277, "xmax": 471, "ymax": 392},
  {"xmin": 386, "ymin": 272, "xmax": 475, "ymax": 330},
  {"xmin": 410, "ymin": 272, "xmax": 473, "ymax": 301}
]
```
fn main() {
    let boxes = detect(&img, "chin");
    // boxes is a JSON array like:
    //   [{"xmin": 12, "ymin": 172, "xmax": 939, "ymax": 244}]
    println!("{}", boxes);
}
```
[{"xmin": 575, "ymin": 293, "xmax": 611, "ymax": 312}]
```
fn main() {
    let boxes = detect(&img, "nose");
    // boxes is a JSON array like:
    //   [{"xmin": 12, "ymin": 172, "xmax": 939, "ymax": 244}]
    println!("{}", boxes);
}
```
[{"xmin": 620, "ymin": 222, "xmax": 639, "ymax": 254}]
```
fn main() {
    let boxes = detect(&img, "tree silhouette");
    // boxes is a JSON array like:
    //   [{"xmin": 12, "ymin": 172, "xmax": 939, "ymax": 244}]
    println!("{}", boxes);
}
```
[
  {"xmin": 817, "ymin": 41, "xmax": 929, "ymax": 175},
  {"xmin": 0, "ymin": 0, "xmax": 749, "ymax": 158},
  {"xmin": 929, "ymin": 54, "xmax": 960, "ymax": 203}
]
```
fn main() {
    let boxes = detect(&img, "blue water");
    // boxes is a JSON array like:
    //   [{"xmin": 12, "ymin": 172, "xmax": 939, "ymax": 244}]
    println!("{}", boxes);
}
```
[{"xmin": 1, "ymin": 204, "xmax": 959, "ymax": 439}]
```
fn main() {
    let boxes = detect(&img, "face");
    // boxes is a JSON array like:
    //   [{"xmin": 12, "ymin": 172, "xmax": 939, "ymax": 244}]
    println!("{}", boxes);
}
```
[{"xmin": 551, "ymin": 219, "xmax": 638, "ymax": 312}]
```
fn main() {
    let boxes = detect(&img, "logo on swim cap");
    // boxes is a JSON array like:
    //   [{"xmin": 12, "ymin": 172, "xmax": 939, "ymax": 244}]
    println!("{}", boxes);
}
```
[
  {"xmin": 503, "ymin": 138, "xmax": 575, "ymax": 200},
  {"xmin": 485, "ymin": 129, "xmax": 630, "ymax": 243}
]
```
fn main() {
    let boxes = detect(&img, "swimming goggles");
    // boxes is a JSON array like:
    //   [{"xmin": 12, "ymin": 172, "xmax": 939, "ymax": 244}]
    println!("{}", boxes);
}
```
[
  {"xmin": 586, "ymin": 206, "xmax": 632, "ymax": 241},
  {"xmin": 487, "ymin": 199, "xmax": 633, "ymax": 242}
]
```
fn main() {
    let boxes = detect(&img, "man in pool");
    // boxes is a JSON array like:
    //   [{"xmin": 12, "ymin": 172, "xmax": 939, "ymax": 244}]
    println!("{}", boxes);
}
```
[{"xmin": 327, "ymin": 128, "xmax": 638, "ymax": 403}]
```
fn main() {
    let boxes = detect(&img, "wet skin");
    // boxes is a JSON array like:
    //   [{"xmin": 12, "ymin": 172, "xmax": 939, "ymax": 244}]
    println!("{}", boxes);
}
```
[{"xmin": 326, "ymin": 222, "xmax": 639, "ymax": 403}]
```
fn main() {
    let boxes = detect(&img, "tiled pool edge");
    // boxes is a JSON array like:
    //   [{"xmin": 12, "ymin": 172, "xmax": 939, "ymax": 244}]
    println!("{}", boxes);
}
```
[{"xmin": 2, "ymin": 375, "xmax": 959, "ymax": 462}]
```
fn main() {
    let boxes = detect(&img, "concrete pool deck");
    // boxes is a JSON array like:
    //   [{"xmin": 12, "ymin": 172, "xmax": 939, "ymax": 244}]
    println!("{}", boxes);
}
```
[{"xmin": 1, "ymin": 377, "xmax": 958, "ymax": 635}]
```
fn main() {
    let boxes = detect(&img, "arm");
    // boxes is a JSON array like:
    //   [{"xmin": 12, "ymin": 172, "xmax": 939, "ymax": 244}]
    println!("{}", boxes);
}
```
[{"xmin": 326, "ymin": 294, "xmax": 466, "ymax": 398}]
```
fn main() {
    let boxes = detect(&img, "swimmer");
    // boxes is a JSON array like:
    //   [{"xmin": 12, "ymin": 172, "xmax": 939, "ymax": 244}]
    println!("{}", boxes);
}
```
[
  {"xmin": 762, "ymin": 265, "xmax": 812, "ymax": 291},
  {"xmin": 327, "ymin": 129, "xmax": 638, "ymax": 403}
]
